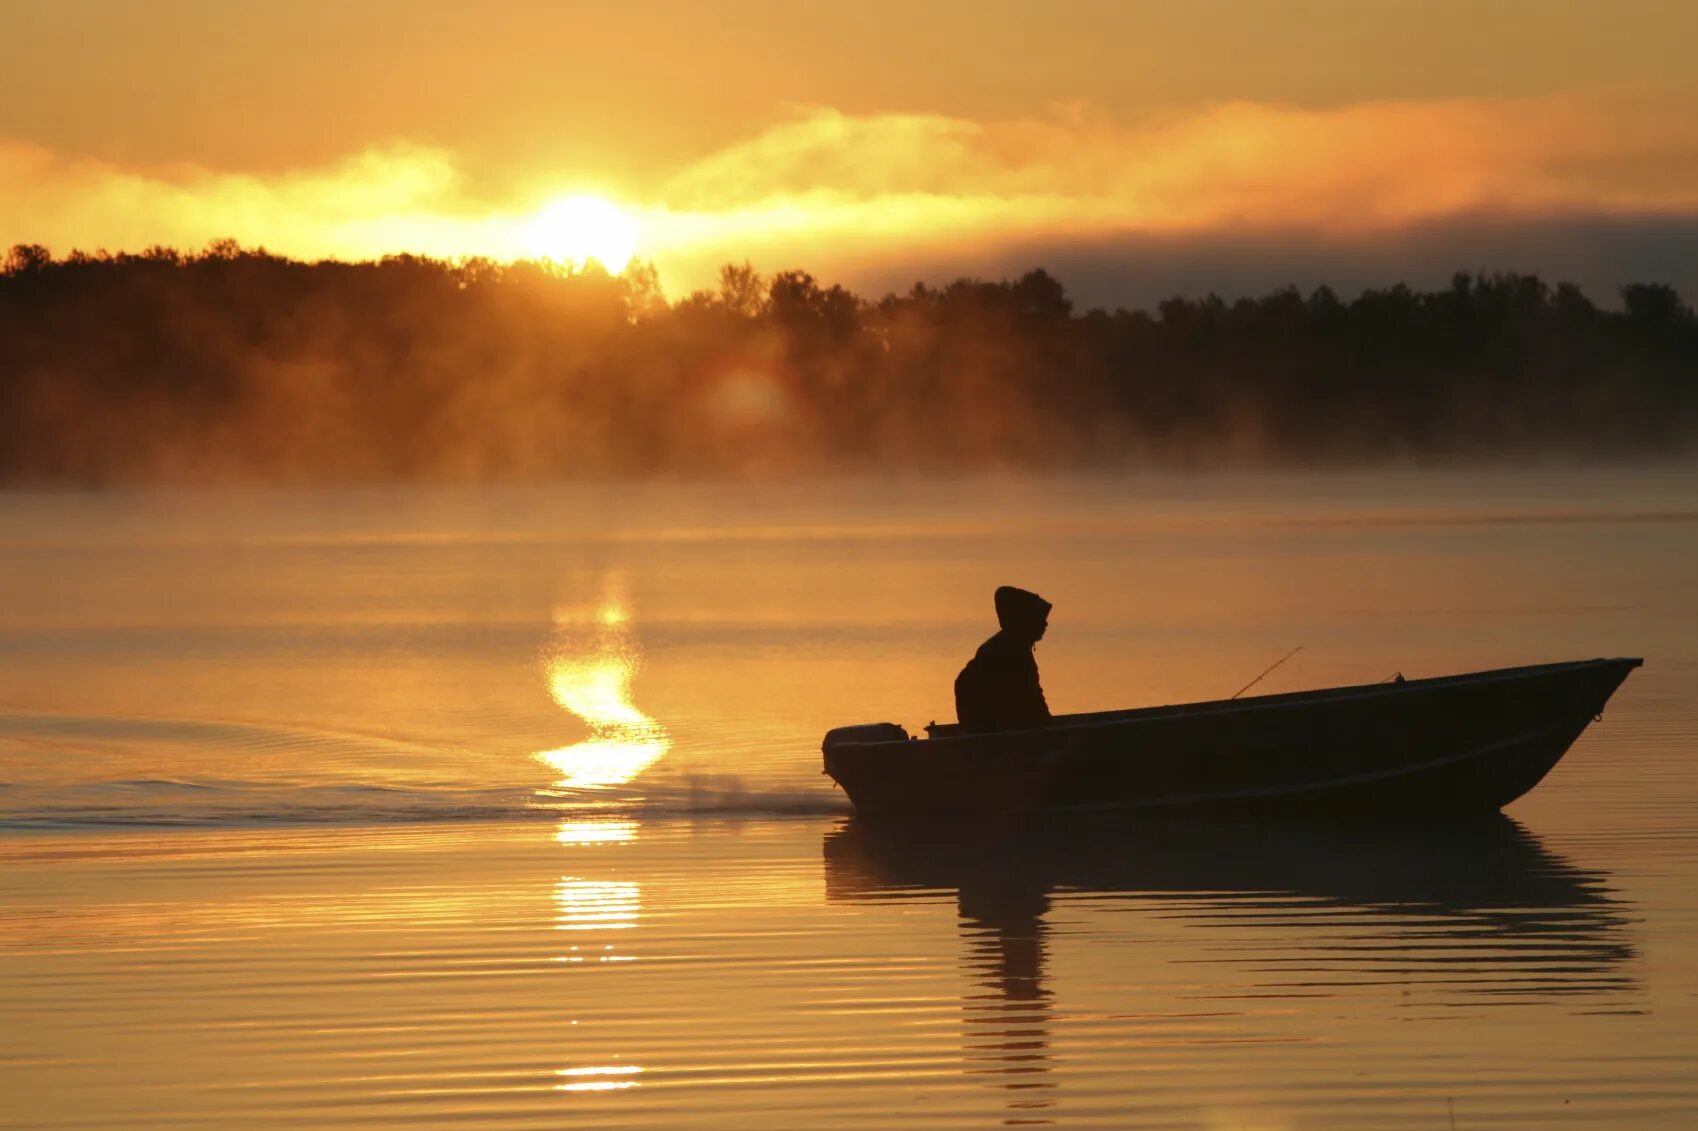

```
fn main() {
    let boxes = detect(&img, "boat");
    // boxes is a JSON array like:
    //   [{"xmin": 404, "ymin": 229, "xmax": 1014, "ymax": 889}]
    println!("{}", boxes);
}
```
[{"xmin": 821, "ymin": 657, "xmax": 1641, "ymax": 823}]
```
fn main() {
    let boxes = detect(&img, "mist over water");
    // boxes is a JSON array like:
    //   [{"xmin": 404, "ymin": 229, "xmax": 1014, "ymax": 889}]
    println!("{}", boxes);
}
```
[
  {"xmin": 3, "ymin": 470, "xmax": 1697, "ymax": 1128},
  {"xmin": 6, "ymin": 251, "xmax": 1697, "ymax": 485},
  {"xmin": 2, "ymin": 469, "xmax": 1692, "ymax": 826}
]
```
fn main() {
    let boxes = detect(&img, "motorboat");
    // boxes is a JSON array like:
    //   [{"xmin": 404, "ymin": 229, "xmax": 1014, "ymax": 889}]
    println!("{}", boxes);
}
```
[{"xmin": 821, "ymin": 658, "xmax": 1641, "ymax": 823}]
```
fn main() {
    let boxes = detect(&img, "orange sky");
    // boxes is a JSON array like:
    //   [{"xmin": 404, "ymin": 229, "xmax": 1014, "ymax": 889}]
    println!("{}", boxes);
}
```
[{"xmin": 4, "ymin": 0, "xmax": 1698, "ymax": 304}]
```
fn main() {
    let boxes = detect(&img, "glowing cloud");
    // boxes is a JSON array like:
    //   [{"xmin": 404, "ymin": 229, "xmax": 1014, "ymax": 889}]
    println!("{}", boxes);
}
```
[
  {"xmin": 638, "ymin": 95, "xmax": 1698, "ymax": 283},
  {"xmin": 4, "ymin": 92, "xmax": 1698, "ymax": 298}
]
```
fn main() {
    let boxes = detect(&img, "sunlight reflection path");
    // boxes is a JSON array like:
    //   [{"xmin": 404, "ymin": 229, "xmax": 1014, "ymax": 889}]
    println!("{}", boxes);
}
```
[
  {"xmin": 554, "ymin": 1064, "xmax": 644, "ymax": 1092},
  {"xmin": 552, "ymin": 815, "xmax": 645, "ymax": 1095},
  {"xmin": 535, "ymin": 581, "xmax": 670, "ymax": 792},
  {"xmin": 554, "ymin": 879, "xmax": 641, "ymax": 934}
]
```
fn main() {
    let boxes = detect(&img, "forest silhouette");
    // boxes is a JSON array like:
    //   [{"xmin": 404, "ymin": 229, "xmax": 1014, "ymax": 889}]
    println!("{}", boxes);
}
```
[{"xmin": 2, "ymin": 242, "xmax": 1694, "ymax": 482}]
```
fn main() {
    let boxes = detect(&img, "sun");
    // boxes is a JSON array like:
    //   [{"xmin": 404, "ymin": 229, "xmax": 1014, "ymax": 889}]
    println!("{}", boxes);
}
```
[{"xmin": 525, "ymin": 195, "xmax": 638, "ymax": 272}]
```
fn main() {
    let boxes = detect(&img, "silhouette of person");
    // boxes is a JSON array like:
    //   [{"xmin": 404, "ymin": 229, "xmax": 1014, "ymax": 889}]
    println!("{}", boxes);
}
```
[{"xmin": 954, "ymin": 586, "xmax": 1052, "ymax": 731}]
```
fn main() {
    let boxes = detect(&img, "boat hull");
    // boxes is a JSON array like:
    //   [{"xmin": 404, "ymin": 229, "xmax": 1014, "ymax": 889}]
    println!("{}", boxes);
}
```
[{"xmin": 822, "ymin": 658, "xmax": 1641, "ymax": 823}]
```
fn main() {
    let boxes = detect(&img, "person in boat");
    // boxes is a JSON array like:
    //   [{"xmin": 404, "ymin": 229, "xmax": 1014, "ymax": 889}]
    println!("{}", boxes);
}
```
[{"xmin": 955, "ymin": 586, "xmax": 1052, "ymax": 732}]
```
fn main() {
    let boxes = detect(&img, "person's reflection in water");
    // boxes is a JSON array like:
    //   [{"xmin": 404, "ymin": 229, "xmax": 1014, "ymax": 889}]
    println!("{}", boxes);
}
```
[
  {"xmin": 957, "ymin": 862, "xmax": 1057, "ymax": 1124},
  {"xmin": 956, "ymin": 586, "xmax": 1053, "ymax": 732}
]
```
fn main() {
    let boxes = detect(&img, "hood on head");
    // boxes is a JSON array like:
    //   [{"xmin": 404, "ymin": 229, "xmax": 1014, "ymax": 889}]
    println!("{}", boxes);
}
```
[{"xmin": 994, "ymin": 586, "xmax": 1051, "ymax": 632}]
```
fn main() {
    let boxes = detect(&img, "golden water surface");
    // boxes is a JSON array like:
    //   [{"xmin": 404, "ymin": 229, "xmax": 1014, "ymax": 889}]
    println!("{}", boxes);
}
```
[{"xmin": 2, "ymin": 471, "xmax": 1696, "ymax": 1128}]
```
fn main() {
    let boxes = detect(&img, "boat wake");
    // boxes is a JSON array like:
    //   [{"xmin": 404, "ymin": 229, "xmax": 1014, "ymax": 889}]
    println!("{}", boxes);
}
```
[
  {"xmin": 0, "ymin": 776, "xmax": 849, "ymax": 830},
  {"xmin": 0, "ymin": 706, "xmax": 850, "ymax": 830}
]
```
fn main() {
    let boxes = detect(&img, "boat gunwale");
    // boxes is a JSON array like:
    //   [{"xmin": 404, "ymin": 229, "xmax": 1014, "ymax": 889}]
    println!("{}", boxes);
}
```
[{"xmin": 853, "ymin": 656, "xmax": 1644, "ymax": 749}]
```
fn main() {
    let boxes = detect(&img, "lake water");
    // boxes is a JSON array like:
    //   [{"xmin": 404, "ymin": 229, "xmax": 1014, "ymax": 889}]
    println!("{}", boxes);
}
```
[{"xmin": 3, "ymin": 470, "xmax": 1696, "ymax": 1128}]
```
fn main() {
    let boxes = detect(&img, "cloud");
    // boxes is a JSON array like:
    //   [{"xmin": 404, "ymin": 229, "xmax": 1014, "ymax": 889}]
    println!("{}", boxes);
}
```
[
  {"xmin": 645, "ymin": 94, "xmax": 1698, "ymax": 251},
  {"xmin": 0, "ymin": 139, "xmax": 522, "ymax": 261},
  {"xmin": 4, "ymin": 93, "xmax": 1698, "ymax": 303},
  {"xmin": 644, "ymin": 94, "xmax": 1698, "ymax": 301}
]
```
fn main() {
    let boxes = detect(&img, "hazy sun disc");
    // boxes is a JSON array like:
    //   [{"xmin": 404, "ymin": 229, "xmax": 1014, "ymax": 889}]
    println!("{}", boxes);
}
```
[{"xmin": 526, "ymin": 195, "xmax": 638, "ymax": 272}]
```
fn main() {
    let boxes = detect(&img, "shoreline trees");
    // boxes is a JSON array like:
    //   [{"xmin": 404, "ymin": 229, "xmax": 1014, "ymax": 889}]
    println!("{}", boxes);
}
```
[{"xmin": 2, "ymin": 244, "xmax": 1693, "ymax": 482}]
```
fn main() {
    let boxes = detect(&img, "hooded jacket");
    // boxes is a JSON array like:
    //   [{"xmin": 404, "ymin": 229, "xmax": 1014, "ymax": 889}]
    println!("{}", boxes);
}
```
[{"xmin": 954, "ymin": 586, "xmax": 1052, "ymax": 731}]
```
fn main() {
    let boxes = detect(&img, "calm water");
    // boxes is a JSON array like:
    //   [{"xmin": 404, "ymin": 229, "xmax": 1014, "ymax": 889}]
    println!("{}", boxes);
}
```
[{"xmin": 3, "ymin": 471, "xmax": 1696, "ymax": 1128}]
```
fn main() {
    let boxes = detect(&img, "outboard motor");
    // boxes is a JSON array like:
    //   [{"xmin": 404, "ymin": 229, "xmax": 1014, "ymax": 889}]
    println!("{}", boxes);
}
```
[{"xmin": 821, "ymin": 722, "xmax": 910, "ymax": 752}]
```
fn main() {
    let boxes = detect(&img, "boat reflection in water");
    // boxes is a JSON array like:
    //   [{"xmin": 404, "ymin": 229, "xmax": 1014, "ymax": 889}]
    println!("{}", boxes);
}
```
[
  {"xmin": 535, "ymin": 586, "xmax": 670, "ymax": 796},
  {"xmin": 825, "ymin": 816, "xmax": 1638, "ymax": 1120}
]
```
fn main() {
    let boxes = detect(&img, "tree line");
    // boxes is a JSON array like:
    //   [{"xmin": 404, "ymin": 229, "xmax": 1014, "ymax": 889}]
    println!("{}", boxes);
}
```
[{"xmin": 2, "ymin": 241, "xmax": 1694, "ymax": 482}]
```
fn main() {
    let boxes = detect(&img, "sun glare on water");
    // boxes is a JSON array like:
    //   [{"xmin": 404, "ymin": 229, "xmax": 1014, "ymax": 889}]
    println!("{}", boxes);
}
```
[
  {"xmin": 535, "ymin": 586, "xmax": 669, "ymax": 792},
  {"xmin": 526, "ymin": 195, "xmax": 638, "ymax": 272}
]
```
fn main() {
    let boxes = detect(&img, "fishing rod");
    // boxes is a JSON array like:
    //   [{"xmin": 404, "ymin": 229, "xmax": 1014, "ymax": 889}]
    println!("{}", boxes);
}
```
[{"xmin": 1230, "ymin": 645, "xmax": 1302, "ymax": 700}]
